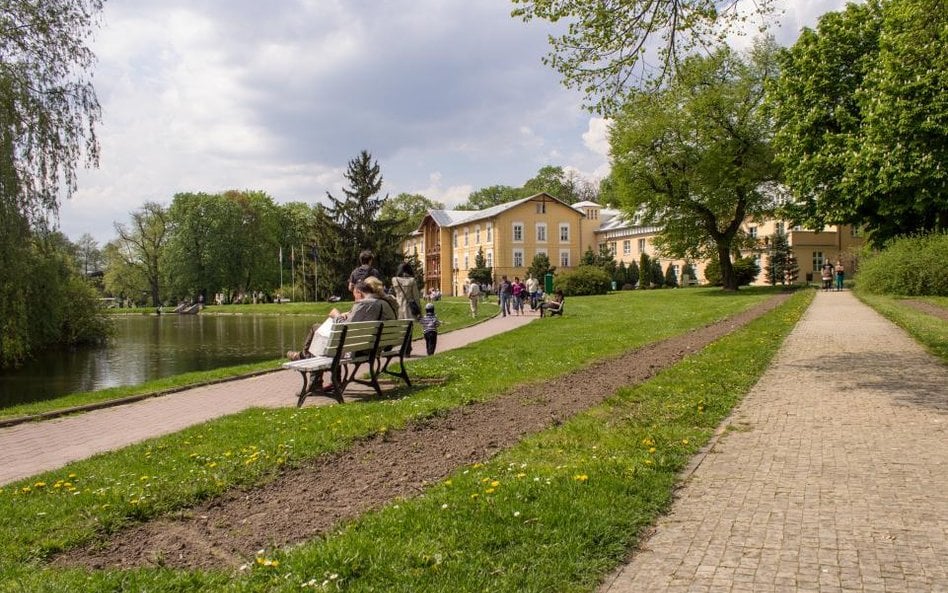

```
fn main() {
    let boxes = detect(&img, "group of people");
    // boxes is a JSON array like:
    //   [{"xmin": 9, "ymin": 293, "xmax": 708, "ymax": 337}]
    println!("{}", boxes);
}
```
[
  {"xmin": 472, "ymin": 275, "xmax": 562, "ymax": 319},
  {"xmin": 286, "ymin": 250, "xmax": 442, "ymax": 378},
  {"xmin": 821, "ymin": 260, "xmax": 846, "ymax": 292}
]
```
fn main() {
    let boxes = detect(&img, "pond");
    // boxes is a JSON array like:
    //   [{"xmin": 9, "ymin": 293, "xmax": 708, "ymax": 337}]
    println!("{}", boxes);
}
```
[{"xmin": 0, "ymin": 314, "xmax": 317, "ymax": 407}]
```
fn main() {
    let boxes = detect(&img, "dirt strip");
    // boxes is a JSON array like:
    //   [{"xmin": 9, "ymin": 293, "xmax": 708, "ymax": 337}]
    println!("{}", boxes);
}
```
[{"xmin": 56, "ymin": 294, "xmax": 789, "ymax": 572}]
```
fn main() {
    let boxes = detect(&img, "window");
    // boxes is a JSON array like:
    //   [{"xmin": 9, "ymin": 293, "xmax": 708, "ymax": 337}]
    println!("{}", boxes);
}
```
[
  {"xmin": 749, "ymin": 226, "xmax": 758, "ymax": 238},
  {"xmin": 536, "ymin": 202, "xmax": 546, "ymax": 214},
  {"xmin": 638, "ymin": 238, "xmax": 646, "ymax": 253},
  {"xmin": 486, "ymin": 251, "xmax": 493, "ymax": 267},
  {"xmin": 513, "ymin": 223, "xmax": 524, "ymax": 242},
  {"xmin": 513, "ymin": 249, "xmax": 524, "ymax": 267},
  {"xmin": 464, "ymin": 255, "xmax": 469, "ymax": 269},
  {"xmin": 453, "ymin": 231, "xmax": 458, "ymax": 248},
  {"xmin": 812, "ymin": 251, "xmax": 823, "ymax": 272},
  {"xmin": 776, "ymin": 222, "xmax": 785, "ymax": 235},
  {"xmin": 475, "ymin": 225, "xmax": 481, "ymax": 244},
  {"xmin": 453, "ymin": 256, "xmax": 459, "ymax": 270},
  {"xmin": 623, "ymin": 240, "xmax": 631, "ymax": 256},
  {"xmin": 559, "ymin": 223, "xmax": 570, "ymax": 242},
  {"xmin": 536, "ymin": 223, "xmax": 547, "ymax": 242},
  {"xmin": 464, "ymin": 228, "xmax": 469, "ymax": 246},
  {"xmin": 560, "ymin": 250, "xmax": 570, "ymax": 268},
  {"xmin": 486, "ymin": 223, "xmax": 492, "ymax": 242}
]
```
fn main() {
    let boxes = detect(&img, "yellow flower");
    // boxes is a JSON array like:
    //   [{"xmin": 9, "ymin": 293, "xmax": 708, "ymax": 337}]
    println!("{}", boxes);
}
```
[
  {"xmin": 34, "ymin": 482, "xmax": 46, "ymax": 488},
  {"xmin": 485, "ymin": 488, "xmax": 495, "ymax": 494},
  {"xmin": 490, "ymin": 480, "xmax": 500, "ymax": 488},
  {"xmin": 573, "ymin": 474, "xmax": 588, "ymax": 482},
  {"xmin": 648, "ymin": 447, "xmax": 656, "ymax": 454},
  {"xmin": 682, "ymin": 439, "xmax": 689, "ymax": 445}
]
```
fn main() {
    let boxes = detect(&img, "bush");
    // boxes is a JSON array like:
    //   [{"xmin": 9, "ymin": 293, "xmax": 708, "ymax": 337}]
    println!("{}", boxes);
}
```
[
  {"xmin": 703, "ymin": 256, "xmax": 760, "ymax": 287},
  {"xmin": 554, "ymin": 265, "xmax": 612, "ymax": 296},
  {"xmin": 856, "ymin": 233, "xmax": 948, "ymax": 296}
]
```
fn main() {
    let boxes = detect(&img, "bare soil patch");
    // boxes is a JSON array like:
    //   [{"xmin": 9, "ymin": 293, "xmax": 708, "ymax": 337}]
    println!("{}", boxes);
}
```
[
  {"xmin": 57, "ymin": 294, "xmax": 789, "ymax": 572},
  {"xmin": 901, "ymin": 299, "xmax": 948, "ymax": 321}
]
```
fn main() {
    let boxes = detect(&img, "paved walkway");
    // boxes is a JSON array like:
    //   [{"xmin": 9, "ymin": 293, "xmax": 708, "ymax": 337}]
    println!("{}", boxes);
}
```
[
  {"xmin": 602, "ymin": 290, "xmax": 948, "ymax": 593},
  {"xmin": 0, "ymin": 311, "xmax": 535, "ymax": 485}
]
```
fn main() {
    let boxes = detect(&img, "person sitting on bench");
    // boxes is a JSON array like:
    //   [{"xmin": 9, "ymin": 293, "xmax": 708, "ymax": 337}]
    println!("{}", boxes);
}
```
[{"xmin": 539, "ymin": 290, "xmax": 564, "ymax": 317}]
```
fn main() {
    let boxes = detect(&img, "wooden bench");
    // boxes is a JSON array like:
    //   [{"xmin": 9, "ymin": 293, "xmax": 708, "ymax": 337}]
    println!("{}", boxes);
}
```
[
  {"xmin": 541, "ymin": 297, "xmax": 565, "ymax": 317},
  {"xmin": 282, "ymin": 319, "xmax": 413, "ymax": 406}
]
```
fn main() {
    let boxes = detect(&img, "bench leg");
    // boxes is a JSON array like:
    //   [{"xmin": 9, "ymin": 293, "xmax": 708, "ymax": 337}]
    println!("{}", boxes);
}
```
[{"xmin": 380, "ymin": 356, "xmax": 411, "ymax": 387}]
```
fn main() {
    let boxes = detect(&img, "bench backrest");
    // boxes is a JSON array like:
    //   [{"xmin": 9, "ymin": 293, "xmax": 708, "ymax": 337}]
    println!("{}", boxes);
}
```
[
  {"xmin": 376, "ymin": 319, "xmax": 413, "ymax": 354},
  {"xmin": 305, "ymin": 320, "xmax": 383, "ymax": 359}
]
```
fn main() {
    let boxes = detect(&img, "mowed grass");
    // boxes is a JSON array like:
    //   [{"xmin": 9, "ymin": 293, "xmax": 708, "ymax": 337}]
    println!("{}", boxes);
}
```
[
  {"xmin": 1, "ymin": 298, "xmax": 494, "ymax": 421},
  {"xmin": 0, "ymin": 287, "xmax": 803, "ymax": 592},
  {"xmin": 856, "ymin": 292, "xmax": 948, "ymax": 362}
]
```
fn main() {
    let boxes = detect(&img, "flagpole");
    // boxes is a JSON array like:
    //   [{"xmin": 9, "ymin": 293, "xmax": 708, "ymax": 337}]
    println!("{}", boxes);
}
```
[{"xmin": 279, "ymin": 246, "xmax": 283, "ymax": 303}]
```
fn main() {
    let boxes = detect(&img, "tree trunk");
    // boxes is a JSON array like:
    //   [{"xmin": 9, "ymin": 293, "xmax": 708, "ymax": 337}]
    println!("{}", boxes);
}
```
[{"xmin": 718, "ymin": 245, "xmax": 739, "ymax": 291}]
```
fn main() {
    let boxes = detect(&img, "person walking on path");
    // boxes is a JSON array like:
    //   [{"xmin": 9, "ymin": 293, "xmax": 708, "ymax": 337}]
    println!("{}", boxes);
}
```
[
  {"xmin": 347, "ymin": 249, "xmax": 382, "ymax": 293},
  {"xmin": 525, "ymin": 274, "xmax": 540, "ymax": 310},
  {"xmin": 467, "ymin": 282, "xmax": 481, "ymax": 318},
  {"xmin": 602, "ymin": 290, "xmax": 948, "ymax": 593},
  {"xmin": 498, "ymin": 276, "xmax": 512, "ymax": 317},
  {"xmin": 391, "ymin": 262, "xmax": 422, "ymax": 356},
  {"xmin": 835, "ymin": 260, "xmax": 845, "ymax": 291},
  {"xmin": 419, "ymin": 302, "xmax": 441, "ymax": 356},
  {"xmin": 821, "ymin": 259, "xmax": 835, "ymax": 291}
]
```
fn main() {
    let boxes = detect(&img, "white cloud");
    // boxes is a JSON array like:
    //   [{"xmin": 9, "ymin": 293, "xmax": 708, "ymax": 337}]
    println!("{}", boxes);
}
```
[{"xmin": 61, "ymin": 0, "xmax": 847, "ymax": 244}]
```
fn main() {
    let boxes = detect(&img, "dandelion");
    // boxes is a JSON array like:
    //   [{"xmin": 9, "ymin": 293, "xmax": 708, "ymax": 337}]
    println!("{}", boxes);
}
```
[
  {"xmin": 34, "ymin": 482, "xmax": 46, "ymax": 488},
  {"xmin": 490, "ymin": 480, "xmax": 500, "ymax": 488},
  {"xmin": 649, "ymin": 447, "xmax": 656, "ymax": 454},
  {"xmin": 682, "ymin": 439, "xmax": 689, "ymax": 445},
  {"xmin": 485, "ymin": 488, "xmax": 495, "ymax": 494},
  {"xmin": 573, "ymin": 474, "xmax": 588, "ymax": 483}
]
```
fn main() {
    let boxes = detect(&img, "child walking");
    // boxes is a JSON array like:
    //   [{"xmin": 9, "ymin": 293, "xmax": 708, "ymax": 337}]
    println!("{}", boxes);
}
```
[{"xmin": 420, "ymin": 302, "xmax": 441, "ymax": 356}]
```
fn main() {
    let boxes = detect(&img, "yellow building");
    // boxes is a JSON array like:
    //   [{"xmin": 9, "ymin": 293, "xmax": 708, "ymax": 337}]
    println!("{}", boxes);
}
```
[
  {"xmin": 409, "ymin": 193, "xmax": 587, "ymax": 295},
  {"xmin": 405, "ymin": 194, "xmax": 863, "ymax": 291}
]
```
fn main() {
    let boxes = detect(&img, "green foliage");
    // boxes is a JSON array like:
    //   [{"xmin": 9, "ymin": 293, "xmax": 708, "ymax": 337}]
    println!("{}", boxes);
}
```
[
  {"xmin": 764, "ymin": 231, "xmax": 797, "ymax": 286},
  {"xmin": 664, "ymin": 263, "xmax": 678, "ymax": 288},
  {"xmin": 554, "ymin": 265, "xmax": 611, "ymax": 296},
  {"xmin": 468, "ymin": 248, "xmax": 493, "ymax": 287},
  {"xmin": 639, "ymin": 252, "xmax": 651, "ymax": 289},
  {"xmin": 525, "ymin": 252, "xmax": 554, "ymax": 284},
  {"xmin": 378, "ymin": 193, "xmax": 444, "ymax": 238},
  {"xmin": 164, "ymin": 191, "xmax": 283, "ymax": 302},
  {"xmin": 458, "ymin": 185, "xmax": 524, "ymax": 210},
  {"xmin": 651, "ymin": 260, "xmax": 666, "ymax": 288},
  {"xmin": 610, "ymin": 41, "xmax": 781, "ymax": 290},
  {"xmin": 855, "ymin": 233, "xmax": 948, "ymax": 296},
  {"xmin": 704, "ymin": 256, "xmax": 761, "ymax": 287},
  {"xmin": 858, "ymin": 293, "xmax": 948, "ymax": 361},
  {"xmin": 112, "ymin": 202, "xmax": 169, "ymax": 306},
  {"xmin": 511, "ymin": 0, "xmax": 779, "ymax": 114},
  {"xmin": 0, "ymin": 0, "xmax": 105, "ymax": 366},
  {"xmin": 767, "ymin": 0, "xmax": 947, "ymax": 246},
  {"xmin": 316, "ymin": 151, "xmax": 404, "ymax": 298}
]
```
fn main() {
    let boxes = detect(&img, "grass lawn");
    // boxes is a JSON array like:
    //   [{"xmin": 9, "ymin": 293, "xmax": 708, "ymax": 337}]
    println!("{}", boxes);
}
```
[
  {"xmin": 0, "ymin": 287, "xmax": 807, "ymax": 592},
  {"xmin": 1, "ymin": 298, "xmax": 495, "ymax": 421},
  {"xmin": 855, "ymin": 292, "xmax": 948, "ymax": 362}
]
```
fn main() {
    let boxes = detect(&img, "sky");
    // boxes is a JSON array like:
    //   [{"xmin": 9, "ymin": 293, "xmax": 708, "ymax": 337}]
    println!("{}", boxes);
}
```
[{"xmin": 59, "ymin": 0, "xmax": 848, "ymax": 244}]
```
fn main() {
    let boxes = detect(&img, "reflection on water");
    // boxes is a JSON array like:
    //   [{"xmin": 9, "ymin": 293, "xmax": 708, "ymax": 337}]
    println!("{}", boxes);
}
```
[{"xmin": 0, "ymin": 314, "xmax": 317, "ymax": 407}]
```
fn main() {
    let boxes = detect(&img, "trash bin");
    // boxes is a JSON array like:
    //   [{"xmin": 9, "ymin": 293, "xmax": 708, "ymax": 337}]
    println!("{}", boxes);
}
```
[
  {"xmin": 611, "ymin": 280, "xmax": 617, "ymax": 291},
  {"xmin": 544, "ymin": 272, "xmax": 554, "ymax": 294}
]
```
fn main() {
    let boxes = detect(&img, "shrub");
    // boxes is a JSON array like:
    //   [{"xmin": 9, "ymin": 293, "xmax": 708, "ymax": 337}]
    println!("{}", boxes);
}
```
[
  {"xmin": 554, "ymin": 265, "xmax": 612, "ymax": 296},
  {"xmin": 856, "ymin": 233, "xmax": 948, "ymax": 296},
  {"xmin": 703, "ymin": 256, "xmax": 760, "ymax": 287}
]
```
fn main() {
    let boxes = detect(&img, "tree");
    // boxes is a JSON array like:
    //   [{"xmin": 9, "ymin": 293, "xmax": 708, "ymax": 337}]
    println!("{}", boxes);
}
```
[
  {"xmin": 526, "ymin": 252, "xmax": 555, "ymax": 285},
  {"xmin": 164, "ymin": 191, "xmax": 283, "ymax": 302},
  {"xmin": 638, "ymin": 252, "xmax": 651, "ymax": 288},
  {"xmin": 767, "ymin": 0, "xmax": 947, "ymax": 246},
  {"xmin": 468, "ymin": 247, "xmax": 494, "ymax": 288},
  {"xmin": 522, "ymin": 165, "xmax": 591, "ymax": 203},
  {"xmin": 113, "ymin": 202, "xmax": 169, "ymax": 307},
  {"xmin": 74, "ymin": 233, "xmax": 103, "ymax": 278},
  {"xmin": 609, "ymin": 41, "xmax": 781, "ymax": 291},
  {"xmin": 651, "ymin": 259, "xmax": 665, "ymax": 288},
  {"xmin": 317, "ymin": 151, "xmax": 403, "ymax": 298},
  {"xmin": 764, "ymin": 230, "xmax": 793, "ymax": 286},
  {"xmin": 0, "ymin": 0, "xmax": 105, "ymax": 366},
  {"xmin": 511, "ymin": 0, "xmax": 779, "ymax": 114},
  {"xmin": 664, "ymin": 263, "xmax": 679, "ymax": 288},
  {"xmin": 627, "ymin": 260, "xmax": 640, "ymax": 288},
  {"xmin": 459, "ymin": 185, "xmax": 524, "ymax": 210},
  {"xmin": 378, "ymin": 193, "xmax": 444, "ymax": 238}
]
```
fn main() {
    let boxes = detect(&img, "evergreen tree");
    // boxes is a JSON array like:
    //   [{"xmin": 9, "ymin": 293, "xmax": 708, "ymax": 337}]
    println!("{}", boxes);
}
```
[
  {"xmin": 316, "ymin": 151, "xmax": 402, "ymax": 298},
  {"xmin": 639, "ymin": 253, "xmax": 651, "ymax": 288},
  {"xmin": 468, "ymin": 247, "xmax": 493, "ymax": 288},
  {"xmin": 664, "ymin": 263, "xmax": 678, "ymax": 288},
  {"xmin": 628, "ymin": 260, "xmax": 640, "ymax": 288},
  {"xmin": 765, "ymin": 231, "xmax": 792, "ymax": 286},
  {"xmin": 526, "ymin": 252, "xmax": 555, "ymax": 287},
  {"xmin": 651, "ymin": 260, "xmax": 665, "ymax": 288}
]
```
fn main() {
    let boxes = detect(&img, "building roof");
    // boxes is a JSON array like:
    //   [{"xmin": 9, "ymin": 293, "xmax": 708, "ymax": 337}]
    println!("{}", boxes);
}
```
[{"xmin": 423, "ymin": 193, "xmax": 578, "ymax": 230}]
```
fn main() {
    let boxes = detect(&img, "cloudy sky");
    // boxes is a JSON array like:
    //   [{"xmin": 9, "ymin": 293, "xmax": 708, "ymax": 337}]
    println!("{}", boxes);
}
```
[{"xmin": 59, "ymin": 0, "xmax": 847, "ymax": 244}]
